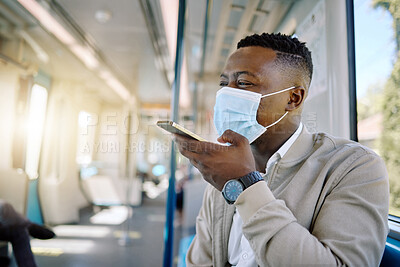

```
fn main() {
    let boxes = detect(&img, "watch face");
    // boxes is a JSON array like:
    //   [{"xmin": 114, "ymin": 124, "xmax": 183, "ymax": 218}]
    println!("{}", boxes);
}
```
[{"xmin": 224, "ymin": 180, "xmax": 243, "ymax": 202}]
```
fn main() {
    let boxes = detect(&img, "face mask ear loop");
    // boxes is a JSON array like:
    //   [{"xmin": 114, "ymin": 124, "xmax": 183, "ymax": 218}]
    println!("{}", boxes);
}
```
[
  {"xmin": 265, "ymin": 111, "xmax": 289, "ymax": 129},
  {"xmin": 261, "ymin": 86, "xmax": 297, "ymax": 98}
]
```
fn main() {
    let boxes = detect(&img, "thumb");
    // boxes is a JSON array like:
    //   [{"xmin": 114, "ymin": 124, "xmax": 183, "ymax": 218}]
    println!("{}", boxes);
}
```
[{"xmin": 217, "ymin": 129, "xmax": 249, "ymax": 146}]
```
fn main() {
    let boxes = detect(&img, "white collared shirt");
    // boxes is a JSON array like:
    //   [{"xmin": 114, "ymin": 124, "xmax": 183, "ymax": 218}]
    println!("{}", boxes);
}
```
[{"xmin": 227, "ymin": 123, "xmax": 303, "ymax": 267}]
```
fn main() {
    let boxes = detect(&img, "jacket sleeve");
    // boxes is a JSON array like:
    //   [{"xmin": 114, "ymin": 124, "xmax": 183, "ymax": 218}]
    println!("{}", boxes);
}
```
[
  {"xmin": 235, "ymin": 151, "xmax": 389, "ymax": 266},
  {"xmin": 186, "ymin": 185, "xmax": 214, "ymax": 267}
]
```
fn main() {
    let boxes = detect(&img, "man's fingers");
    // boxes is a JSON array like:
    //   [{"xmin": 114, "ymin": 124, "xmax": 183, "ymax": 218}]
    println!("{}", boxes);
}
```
[
  {"xmin": 189, "ymin": 158, "xmax": 202, "ymax": 170},
  {"xmin": 174, "ymin": 139, "xmax": 202, "ymax": 160},
  {"xmin": 217, "ymin": 129, "xmax": 249, "ymax": 146},
  {"xmin": 174, "ymin": 134, "xmax": 221, "ymax": 154},
  {"xmin": 173, "ymin": 134, "xmax": 201, "ymax": 151},
  {"xmin": 178, "ymin": 145, "xmax": 200, "ymax": 159},
  {"xmin": 175, "ymin": 140, "xmax": 201, "ymax": 155}
]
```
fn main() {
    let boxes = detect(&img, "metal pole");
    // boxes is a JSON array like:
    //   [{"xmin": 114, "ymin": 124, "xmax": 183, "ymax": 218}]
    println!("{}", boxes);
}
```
[
  {"xmin": 163, "ymin": 0, "xmax": 186, "ymax": 266},
  {"xmin": 119, "ymin": 112, "xmax": 133, "ymax": 246},
  {"xmin": 200, "ymin": 0, "xmax": 211, "ymax": 80},
  {"xmin": 346, "ymin": 0, "xmax": 358, "ymax": 142},
  {"xmin": 193, "ymin": 0, "xmax": 212, "ymax": 126},
  {"xmin": 189, "ymin": 0, "xmax": 212, "ymax": 182}
]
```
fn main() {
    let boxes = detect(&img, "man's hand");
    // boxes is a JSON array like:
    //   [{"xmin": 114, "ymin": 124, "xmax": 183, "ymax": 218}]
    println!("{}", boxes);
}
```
[{"xmin": 174, "ymin": 130, "xmax": 256, "ymax": 191}]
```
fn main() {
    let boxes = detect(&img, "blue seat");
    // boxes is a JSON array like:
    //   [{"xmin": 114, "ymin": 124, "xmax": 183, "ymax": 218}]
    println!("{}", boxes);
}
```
[
  {"xmin": 178, "ymin": 235, "xmax": 195, "ymax": 267},
  {"xmin": 380, "ymin": 237, "xmax": 400, "ymax": 267}
]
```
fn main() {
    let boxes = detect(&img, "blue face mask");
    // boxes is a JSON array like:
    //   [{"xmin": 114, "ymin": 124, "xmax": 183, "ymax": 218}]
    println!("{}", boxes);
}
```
[{"xmin": 213, "ymin": 86, "xmax": 296, "ymax": 144}]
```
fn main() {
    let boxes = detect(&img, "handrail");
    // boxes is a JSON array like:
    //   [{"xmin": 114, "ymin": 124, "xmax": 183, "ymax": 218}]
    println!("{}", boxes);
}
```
[
  {"xmin": 345, "ymin": 0, "xmax": 358, "ymax": 141},
  {"xmin": 163, "ymin": 0, "xmax": 186, "ymax": 266},
  {"xmin": 193, "ymin": 0, "xmax": 212, "ymax": 126}
]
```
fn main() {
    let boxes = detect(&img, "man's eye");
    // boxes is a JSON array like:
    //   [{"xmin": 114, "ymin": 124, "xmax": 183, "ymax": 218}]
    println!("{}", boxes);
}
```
[
  {"xmin": 219, "ymin": 81, "xmax": 228, "ymax": 87},
  {"xmin": 238, "ymin": 80, "xmax": 252, "ymax": 86}
]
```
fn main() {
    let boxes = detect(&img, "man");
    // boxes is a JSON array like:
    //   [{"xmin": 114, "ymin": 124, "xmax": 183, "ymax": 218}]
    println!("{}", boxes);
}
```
[
  {"xmin": 174, "ymin": 33, "xmax": 389, "ymax": 266},
  {"xmin": 0, "ymin": 200, "xmax": 55, "ymax": 267}
]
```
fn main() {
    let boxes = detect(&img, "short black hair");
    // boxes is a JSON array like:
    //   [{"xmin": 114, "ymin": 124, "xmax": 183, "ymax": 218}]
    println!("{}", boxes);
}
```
[{"xmin": 237, "ymin": 33, "xmax": 313, "ymax": 86}]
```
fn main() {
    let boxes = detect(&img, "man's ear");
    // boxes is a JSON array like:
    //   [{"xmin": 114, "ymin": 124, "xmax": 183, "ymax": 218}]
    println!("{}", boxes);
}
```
[{"xmin": 286, "ymin": 88, "xmax": 305, "ymax": 111}]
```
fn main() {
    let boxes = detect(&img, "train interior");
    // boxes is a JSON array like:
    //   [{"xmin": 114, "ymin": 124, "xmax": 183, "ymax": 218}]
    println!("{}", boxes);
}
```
[{"xmin": 0, "ymin": 0, "xmax": 399, "ymax": 266}]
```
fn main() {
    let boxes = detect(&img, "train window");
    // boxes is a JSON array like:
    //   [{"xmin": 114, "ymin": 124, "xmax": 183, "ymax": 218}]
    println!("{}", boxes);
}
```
[
  {"xmin": 25, "ymin": 84, "xmax": 48, "ymax": 179},
  {"xmin": 76, "ymin": 111, "xmax": 96, "ymax": 165},
  {"xmin": 354, "ymin": 0, "xmax": 400, "ymax": 218}
]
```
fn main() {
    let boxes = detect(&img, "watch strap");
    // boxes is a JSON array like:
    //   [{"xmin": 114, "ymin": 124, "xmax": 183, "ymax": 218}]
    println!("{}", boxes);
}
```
[{"xmin": 239, "ymin": 171, "xmax": 264, "ymax": 189}]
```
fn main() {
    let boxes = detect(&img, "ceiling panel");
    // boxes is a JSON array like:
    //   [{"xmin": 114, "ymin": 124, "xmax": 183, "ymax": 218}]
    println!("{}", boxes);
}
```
[{"xmin": 56, "ymin": 0, "xmax": 170, "ymax": 104}]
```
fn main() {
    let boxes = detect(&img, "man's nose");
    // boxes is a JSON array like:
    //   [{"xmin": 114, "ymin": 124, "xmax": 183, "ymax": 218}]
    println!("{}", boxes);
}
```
[{"xmin": 227, "ymin": 81, "xmax": 239, "ymax": 89}]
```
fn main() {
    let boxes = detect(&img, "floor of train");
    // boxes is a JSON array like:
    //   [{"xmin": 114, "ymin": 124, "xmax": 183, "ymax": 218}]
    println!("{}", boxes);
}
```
[{"xmin": 30, "ymin": 193, "xmax": 186, "ymax": 267}]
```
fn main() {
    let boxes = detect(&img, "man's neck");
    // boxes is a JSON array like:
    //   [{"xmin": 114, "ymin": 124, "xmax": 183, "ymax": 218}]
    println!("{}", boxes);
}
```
[{"xmin": 251, "ymin": 123, "xmax": 299, "ymax": 172}]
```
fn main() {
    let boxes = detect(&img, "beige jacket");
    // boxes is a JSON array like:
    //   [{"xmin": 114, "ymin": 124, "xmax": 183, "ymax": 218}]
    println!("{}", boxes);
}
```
[{"xmin": 186, "ymin": 127, "xmax": 389, "ymax": 267}]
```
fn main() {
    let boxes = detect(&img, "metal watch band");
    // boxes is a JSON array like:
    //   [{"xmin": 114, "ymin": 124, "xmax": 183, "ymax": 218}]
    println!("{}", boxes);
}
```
[{"xmin": 239, "ymin": 171, "xmax": 264, "ymax": 189}]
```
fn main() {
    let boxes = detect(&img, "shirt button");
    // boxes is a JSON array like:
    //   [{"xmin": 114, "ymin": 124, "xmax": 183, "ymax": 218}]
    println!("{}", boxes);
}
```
[{"xmin": 242, "ymin": 253, "xmax": 248, "ymax": 260}]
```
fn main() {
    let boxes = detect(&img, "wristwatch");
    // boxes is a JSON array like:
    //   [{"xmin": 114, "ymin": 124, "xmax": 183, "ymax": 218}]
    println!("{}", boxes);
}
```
[{"xmin": 221, "ymin": 171, "xmax": 264, "ymax": 204}]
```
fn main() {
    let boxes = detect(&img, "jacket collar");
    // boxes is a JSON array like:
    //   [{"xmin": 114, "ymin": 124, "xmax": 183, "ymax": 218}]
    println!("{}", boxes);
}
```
[{"xmin": 279, "ymin": 125, "xmax": 316, "ymax": 165}]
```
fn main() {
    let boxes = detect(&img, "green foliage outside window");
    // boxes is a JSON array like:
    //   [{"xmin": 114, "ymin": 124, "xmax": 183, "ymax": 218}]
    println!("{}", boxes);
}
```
[{"xmin": 373, "ymin": 0, "xmax": 400, "ymax": 216}]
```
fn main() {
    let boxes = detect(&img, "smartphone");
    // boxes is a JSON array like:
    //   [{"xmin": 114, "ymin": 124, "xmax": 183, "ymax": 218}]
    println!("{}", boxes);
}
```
[{"xmin": 157, "ymin": 121, "xmax": 207, "ymax": 141}]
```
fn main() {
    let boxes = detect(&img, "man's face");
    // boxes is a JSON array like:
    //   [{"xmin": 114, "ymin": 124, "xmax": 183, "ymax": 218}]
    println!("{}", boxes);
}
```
[{"xmin": 219, "ymin": 46, "xmax": 293, "ymax": 128}]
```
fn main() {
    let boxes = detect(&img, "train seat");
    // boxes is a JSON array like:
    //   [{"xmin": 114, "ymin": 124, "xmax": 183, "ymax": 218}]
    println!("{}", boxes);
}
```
[
  {"xmin": 0, "ymin": 169, "xmax": 29, "ymax": 214},
  {"xmin": 80, "ymin": 174, "xmax": 142, "ymax": 207},
  {"xmin": 81, "ymin": 175, "xmax": 122, "ymax": 206},
  {"xmin": 380, "ymin": 237, "xmax": 400, "ymax": 267},
  {"xmin": 182, "ymin": 178, "xmax": 207, "ymax": 229}
]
